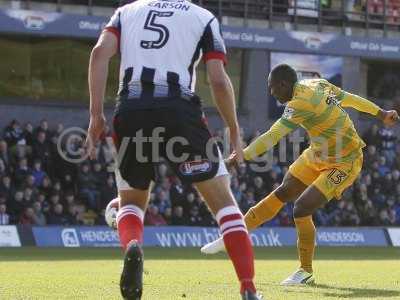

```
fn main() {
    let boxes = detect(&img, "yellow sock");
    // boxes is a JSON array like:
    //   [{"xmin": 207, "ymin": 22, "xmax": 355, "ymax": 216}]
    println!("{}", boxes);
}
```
[
  {"xmin": 244, "ymin": 193, "xmax": 284, "ymax": 231},
  {"xmin": 294, "ymin": 216, "xmax": 315, "ymax": 274}
]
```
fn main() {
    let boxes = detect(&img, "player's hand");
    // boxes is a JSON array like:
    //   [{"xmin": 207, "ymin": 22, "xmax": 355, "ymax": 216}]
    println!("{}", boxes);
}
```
[
  {"xmin": 85, "ymin": 114, "xmax": 106, "ymax": 160},
  {"xmin": 229, "ymin": 127, "xmax": 244, "ymax": 164},
  {"xmin": 224, "ymin": 151, "xmax": 238, "ymax": 170},
  {"xmin": 378, "ymin": 109, "xmax": 399, "ymax": 127}
]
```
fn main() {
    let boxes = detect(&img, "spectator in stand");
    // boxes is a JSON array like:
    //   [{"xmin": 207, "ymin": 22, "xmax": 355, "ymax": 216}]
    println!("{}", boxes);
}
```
[
  {"xmin": 377, "ymin": 156, "xmax": 390, "ymax": 176},
  {"xmin": 171, "ymin": 206, "xmax": 185, "ymax": 225},
  {"xmin": 32, "ymin": 160, "xmax": 47, "ymax": 187},
  {"xmin": 278, "ymin": 209, "xmax": 291, "ymax": 227},
  {"xmin": 3, "ymin": 119, "xmax": 25, "ymax": 148},
  {"xmin": 155, "ymin": 190, "xmax": 171, "ymax": 215},
  {"xmin": 8, "ymin": 190, "xmax": 24, "ymax": 219},
  {"xmin": 24, "ymin": 175, "xmax": 38, "ymax": 193},
  {"xmin": 253, "ymin": 176, "xmax": 267, "ymax": 202},
  {"xmin": 188, "ymin": 206, "xmax": 203, "ymax": 226},
  {"xmin": 0, "ymin": 139, "xmax": 10, "ymax": 168},
  {"xmin": 14, "ymin": 158, "xmax": 31, "ymax": 187},
  {"xmin": 362, "ymin": 124, "xmax": 380, "ymax": 147},
  {"xmin": 163, "ymin": 207, "xmax": 172, "ymax": 225},
  {"xmin": 183, "ymin": 192, "xmax": 196, "ymax": 215},
  {"xmin": 64, "ymin": 192, "xmax": 75, "ymax": 207},
  {"xmin": 101, "ymin": 175, "xmax": 117, "ymax": 206},
  {"xmin": 170, "ymin": 177, "xmax": 185, "ymax": 208},
  {"xmin": 24, "ymin": 122, "xmax": 35, "ymax": 147},
  {"xmin": 52, "ymin": 180, "xmax": 63, "ymax": 199},
  {"xmin": 145, "ymin": 205, "xmax": 167, "ymax": 226},
  {"xmin": 0, "ymin": 203, "xmax": 10, "ymax": 225},
  {"xmin": 66, "ymin": 204, "xmax": 80, "ymax": 225},
  {"xmin": 378, "ymin": 124, "xmax": 397, "ymax": 164},
  {"xmin": 39, "ymin": 176, "xmax": 52, "ymax": 198},
  {"xmin": 364, "ymin": 145, "xmax": 379, "ymax": 171},
  {"xmin": 54, "ymin": 123, "xmax": 64, "ymax": 138},
  {"xmin": 23, "ymin": 187, "xmax": 36, "ymax": 204},
  {"xmin": 49, "ymin": 193, "xmax": 61, "ymax": 208},
  {"xmin": 62, "ymin": 174, "xmax": 75, "ymax": 195},
  {"xmin": 239, "ymin": 190, "xmax": 256, "ymax": 214},
  {"xmin": 34, "ymin": 119, "xmax": 50, "ymax": 140},
  {"xmin": 231, "ymin": 177, "xmax": 242, "ymax": 203},
  {"xmin": 32, "ymin": 201, "xmax": 46, "ymax": 226},
  {"xmin": 47, "ymin": 203, "xmax": 69, "ymax": 225},
  {"xmin": 33, "ymin": 131, "xmax": 52, "ymax": 173},
  {"xmin": 19, "ymin": 207, "xmax": 35, "ymax": 225},
  {"xmin": 77, "ymin": 163, "xmax": 100, "ymax": 210},
  {"xmin": 0, "ymin": 158, "xmax": 7, "ymax": 178},
  {"xmin": 92, "ymin": 162, "xmax": 107, "ymax": 190}
]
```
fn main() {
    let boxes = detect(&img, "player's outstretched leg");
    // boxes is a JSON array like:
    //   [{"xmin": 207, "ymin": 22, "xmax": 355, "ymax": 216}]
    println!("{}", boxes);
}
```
[
  {"xmin": 117, "ymin": 189, "xmax": 148, "ymax": 299},
  {"xmin": 201, "ymin": 173, "xmax": 308, "ymax": 255},
  {"xmin": 196, "ymin": 176, "xmax": 262, "ymax": 299},
  {"xmin": 201, "ymin": 192, "xmax": 284, "ymax": 254}
]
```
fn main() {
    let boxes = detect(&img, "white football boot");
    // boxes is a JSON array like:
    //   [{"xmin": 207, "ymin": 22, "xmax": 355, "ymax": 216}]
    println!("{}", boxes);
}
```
[
  {"xmin": 200, "ymin": 237, "xmax": 226, "ymax": 254},
  {"xmin": 280, "ymin": 268, "xmax": 315, "ymax": 286}
]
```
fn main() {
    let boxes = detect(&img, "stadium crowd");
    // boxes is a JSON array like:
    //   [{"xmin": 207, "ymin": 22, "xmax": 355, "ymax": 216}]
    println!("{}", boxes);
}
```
[{"xmin": 0, "ymin": 118, "xmax": 399, "ymax": 227}]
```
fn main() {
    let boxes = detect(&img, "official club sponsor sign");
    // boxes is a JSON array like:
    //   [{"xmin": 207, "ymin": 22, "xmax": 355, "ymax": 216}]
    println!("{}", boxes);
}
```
[
  {"xmin": 0, "ymin": 225, "xmax": 21, "ymax": 247},
  {"xmin": 387, "ymin": 228, "xmax": 400, "ymax": 247},
  {"xmin": 1, "ymin": 9, "xmax": 400, "ymax": 59}
]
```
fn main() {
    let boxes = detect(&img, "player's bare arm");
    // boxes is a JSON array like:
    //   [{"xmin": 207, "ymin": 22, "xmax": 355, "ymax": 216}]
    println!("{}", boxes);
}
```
[
  {"xmin": 85, "ymin": 31, "xmax": 118, "ymax": 159},
  {"xmin": 207, "ymin": 59, "xmax": 244, "ymax": 163}
]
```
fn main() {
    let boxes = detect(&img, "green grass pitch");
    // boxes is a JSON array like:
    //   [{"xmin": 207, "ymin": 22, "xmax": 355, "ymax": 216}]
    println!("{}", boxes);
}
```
[{"xmin": 0, "ymin": 247, "xmax": 399, "ymax": 299}]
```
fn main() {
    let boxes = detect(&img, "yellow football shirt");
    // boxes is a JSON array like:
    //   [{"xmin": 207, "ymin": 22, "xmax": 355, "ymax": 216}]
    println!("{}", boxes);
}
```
[{"xmin": 244, "ymin": 79, "xmax": 381, "ymax": 163}]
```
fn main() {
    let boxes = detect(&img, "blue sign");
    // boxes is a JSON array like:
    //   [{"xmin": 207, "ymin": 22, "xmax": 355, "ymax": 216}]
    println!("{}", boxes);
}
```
[
  {"xmin": 33, "ymin": 226, "xmax": 120, "ymax": 247},
  {"xmin": 1, "ymin": 9, "xmax": 400, "ymax": 60},
  {"xmin": 144, "ymin": 227, "xmax": 297, "ymax": 247},
  {"xmin": 316, "ymin": 227, "xmax": 388, "ymax": 246},
  {"xmin": 32, "ymin": 226, "xmax": 389, "ymax": 248}
]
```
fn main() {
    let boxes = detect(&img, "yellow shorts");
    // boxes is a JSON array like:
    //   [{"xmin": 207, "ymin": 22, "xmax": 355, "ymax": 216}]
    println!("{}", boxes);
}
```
[{"xmin": 288, "ymin": 148, "xmax": 363, "ymax": 200}]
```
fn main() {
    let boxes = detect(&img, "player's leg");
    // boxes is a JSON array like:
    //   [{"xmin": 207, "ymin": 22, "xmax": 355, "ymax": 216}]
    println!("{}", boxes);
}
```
[
  {"xmin": 202, "ymin": 151, "xmax": 318, "ymax": 255},
  {"xmin": 246, "ymin": 149, "xmax": 319, "ymax": 230},
  {"xmin": 282, "ymin": 155, "xmax": 364, "ymax": 285},
  {"xmin": 113, "ymin": 111, "xmax": 155, "ymax": 300},
  {"xmin": 245, "ymin": 172, "xmax": 308, "ymax": 230},
  {"xmin": 117, "ymin": 184, "xmax": 150, "ymax": 249},
  {"xmin": 280, "ymin": 185, "xmax": 325, "ymax": 286},
  {"xmin": 117, "ymin": 184, "xmax": 150, "ymax": 300},
  {"xmin": 195, "ymin": 175, "xmax": 259, "ymax": 298},
  {"xmin": 201, "ymin": 172, "xmax": 308, "ymax": 255},
  {"xmin": 166, "ymin": 100, "xmax": 260, "ymax": 299}
]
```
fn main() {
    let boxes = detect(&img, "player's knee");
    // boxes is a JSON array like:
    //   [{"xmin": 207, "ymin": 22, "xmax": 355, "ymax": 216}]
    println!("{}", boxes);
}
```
[
  {"xmin": 293, "ymin": 201, "xmax": 311, "ymax": 219},
  {"xmin": 275, "ymin": 183, "xmax": 294, "ymax": 203}
]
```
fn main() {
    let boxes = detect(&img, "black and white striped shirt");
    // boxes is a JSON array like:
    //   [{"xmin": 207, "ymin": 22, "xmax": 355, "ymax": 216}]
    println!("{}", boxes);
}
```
[{"xmin": 104, "ymin": 0, "xmax": 227, "ymax": 103}]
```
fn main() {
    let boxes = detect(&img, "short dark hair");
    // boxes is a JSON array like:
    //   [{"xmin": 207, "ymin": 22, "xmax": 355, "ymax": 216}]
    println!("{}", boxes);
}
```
[{"xmin": 270, "ymin": 64, "xmax": 298, "ymax": 85}]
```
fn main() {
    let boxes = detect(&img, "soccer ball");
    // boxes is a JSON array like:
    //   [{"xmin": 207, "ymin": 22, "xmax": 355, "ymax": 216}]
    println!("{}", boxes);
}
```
[{"xmin": 105, "ymin": 197, "xmax": 119, "ymax": 229}]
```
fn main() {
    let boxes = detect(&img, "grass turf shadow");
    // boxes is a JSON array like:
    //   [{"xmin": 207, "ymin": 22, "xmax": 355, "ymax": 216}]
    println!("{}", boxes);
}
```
[{"xmin": 284, "ymin": 283, "xmax": 400, "ymax": 299}]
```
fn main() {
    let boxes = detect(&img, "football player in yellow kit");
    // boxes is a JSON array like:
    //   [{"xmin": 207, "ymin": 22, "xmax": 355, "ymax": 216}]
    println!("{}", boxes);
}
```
[{"xmin": 201, "ymin": 64, "xmax": 399, "ymax": 285}]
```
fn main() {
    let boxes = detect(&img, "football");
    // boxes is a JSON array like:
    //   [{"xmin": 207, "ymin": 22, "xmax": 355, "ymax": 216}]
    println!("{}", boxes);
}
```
[{"xmin": 105, "ymin": 197, "xmax": 120, "ymax": 229}]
